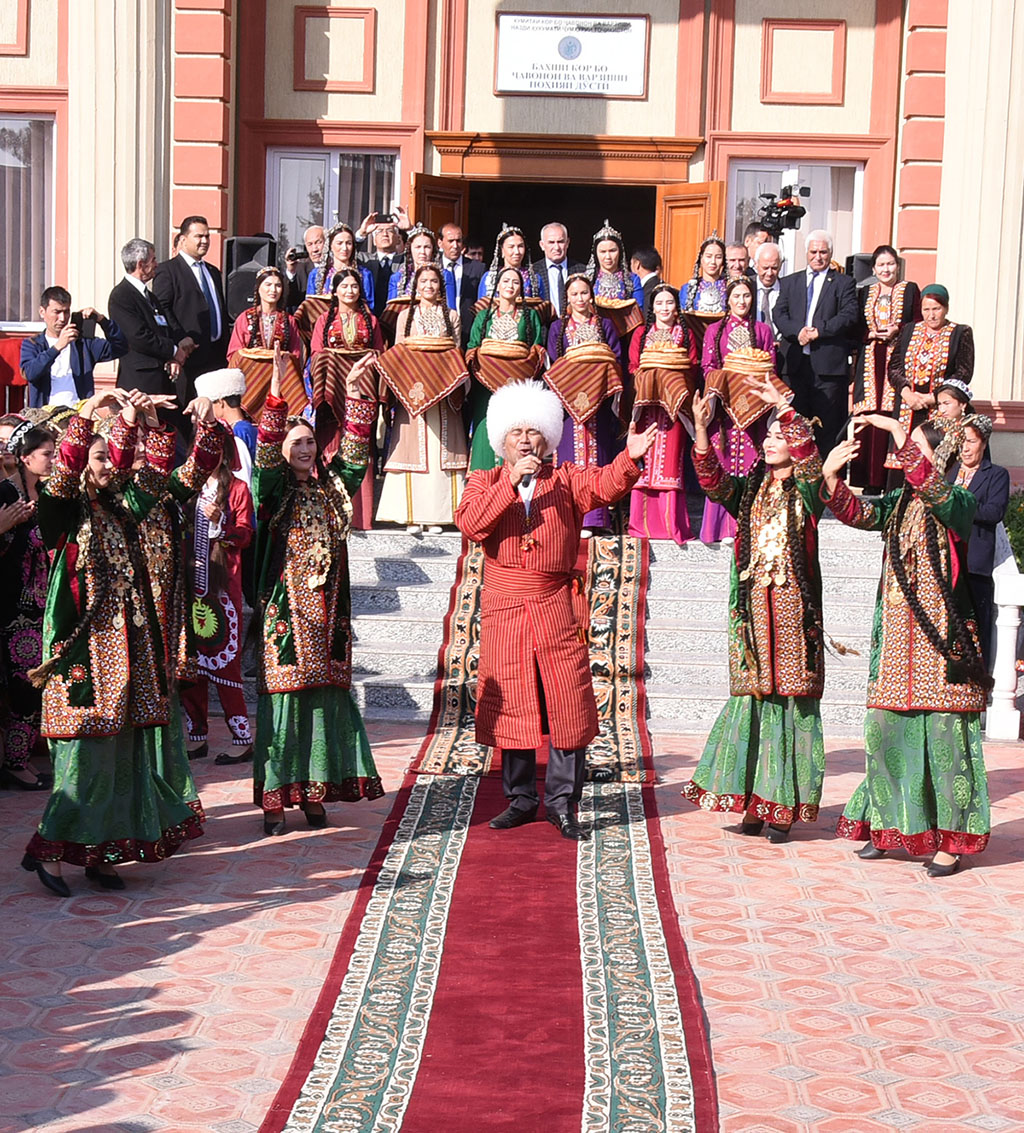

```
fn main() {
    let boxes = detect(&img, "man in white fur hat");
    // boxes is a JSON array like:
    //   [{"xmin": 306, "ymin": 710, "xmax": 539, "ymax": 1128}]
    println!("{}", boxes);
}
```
[
  {"xmin": 456, "ymin": 380, "xmax": 656, "ymax": 839},
  {"xmin": 194, "ymin": 367, "xmax": 254, "ymax": 487}
]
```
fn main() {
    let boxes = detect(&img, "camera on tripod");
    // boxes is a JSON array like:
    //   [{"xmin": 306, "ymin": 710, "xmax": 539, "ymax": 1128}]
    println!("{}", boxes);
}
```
[{"xmin": 756, "ymin": 183, "xmax": 810, "ymax": 238}]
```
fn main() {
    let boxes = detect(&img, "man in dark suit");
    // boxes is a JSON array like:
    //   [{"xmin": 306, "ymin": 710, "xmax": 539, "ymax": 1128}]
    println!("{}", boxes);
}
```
[
  {"xmin": 772, "ymin": 230, "xmax": 859, "ymax": 453},
  {"xmin": 20, "ymin": 286, "xmax": 128, "ymax": 408},
  {"xmin": 440, "ymin": 222, "xmax": 486, "ymax": 347},
  {"xmin": 531, "ymin": 222, "xmax": 586, "ymax": 321},
  {"xmin": 108, "ymin": 238, "xmax": 194, "ymax": 438},
  {"xmin": 152, "ymin": 215, "xmax": 228, "ymax": 406},
  {"xmin": 630, "ymin": 245, "xmax": 663, "ymax": 318},
  {"xmin": 358, "ymin": 221, "xmax": 406, "ymax": 317}
]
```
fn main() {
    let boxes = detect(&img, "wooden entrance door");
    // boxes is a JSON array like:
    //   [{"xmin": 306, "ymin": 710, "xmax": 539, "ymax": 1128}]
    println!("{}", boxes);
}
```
[
  {"xmin": 654, "ymin": 182, "xmax": 726, "ymax": 289},
  {"xmin": 412, "ymin": 173, "xmax": 471, "ymax": 234}
]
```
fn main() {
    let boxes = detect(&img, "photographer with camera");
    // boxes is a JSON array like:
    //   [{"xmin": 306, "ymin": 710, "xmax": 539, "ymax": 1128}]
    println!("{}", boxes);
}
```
[
  {"xmin": 773, "ymin": 230, "xmax": 858, "ymax": 455},
  {"xmin": 282, "ymin": 225, "xmax": 324, "ymax": 310},
  {"xmin": 20, "ymin": 286, "xmax": 128, "ymax": 408},
  {"xmin": 355, "ymin": 208, "xmax": 410, "ymax": 316}
]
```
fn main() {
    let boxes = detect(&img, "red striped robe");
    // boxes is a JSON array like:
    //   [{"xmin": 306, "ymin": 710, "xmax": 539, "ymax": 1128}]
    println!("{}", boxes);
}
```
[{"xmin": 455, "ymin": 450, "xmax": 642, "ymax": 749}]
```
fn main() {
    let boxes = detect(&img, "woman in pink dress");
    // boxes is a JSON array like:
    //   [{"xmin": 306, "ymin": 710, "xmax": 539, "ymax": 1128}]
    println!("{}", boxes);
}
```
[
  {"xmin": 699, "ymin": 276, "xmax": 779, "ymax": 543},
  {"xmin": 627, "ymin": 284, "xmax": 700, "ymax": 544}
]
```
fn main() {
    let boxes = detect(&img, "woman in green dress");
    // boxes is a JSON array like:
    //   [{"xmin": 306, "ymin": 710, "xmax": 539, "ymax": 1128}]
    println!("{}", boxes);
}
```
[
  {"xmin": 252, "ymin": 348, "xmax": 384, "ymax": 836},
  {"xmin": 823, "ymin": 415, "xmax": 991, "ymax": 877},
  {"xmin": 22, "ymin": 390, "xmax": 215, "ymax": 896},
  {"xmin": 465, "ymin": 266, "xmax": 546, "ymax": 471},
  {"xmin": 682, "ymin": 378, "xmax": 827, "ymax": 843}
]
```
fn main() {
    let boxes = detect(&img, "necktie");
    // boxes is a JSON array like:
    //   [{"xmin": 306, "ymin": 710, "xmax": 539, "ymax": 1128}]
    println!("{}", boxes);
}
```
[
  {"xmin": 447, "ymin": 260, "xmax": 460, "ymax": 304},
  {"xmin": 806, "ymin": 272, "xmax": 818, "ymax": 322},
  {"xmin": 554, "ymin": 263, "xmax": 565, "ymax": 317},
  {"xmin": 196, "ymin": 262, "xmax": 221, "ymax": 341},
  {"xmin": 759, "ymin": 288, "xmax": 770, "ymax": 325}
]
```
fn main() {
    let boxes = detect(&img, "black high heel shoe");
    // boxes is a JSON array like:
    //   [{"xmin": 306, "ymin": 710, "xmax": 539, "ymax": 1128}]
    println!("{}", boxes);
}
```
[
  {"xmin": 1, "ymin": 767, "xmax": 49, "ymax": 791},
  {"xmin": 857, "ymin": 843, "xmax": 887, "ymax": 860},
  {"xmin": 263, "ymin": 813, "xmax": 286, "ymax": 836},
  {"xmin": 85, "ymin": 866, "xmax": 126, "ymax": 890},
  {"xmin": 302, "ymin": 805, "xmax": 328, "ymax": 829},
  {"xmin": 766, "ymin": 824, "xmax": 791, "ymax": 844},
  {"xmin": 926, "ymin": 855, "xmax": 960, "ymax": 878},
  {"xmin": 21, "ymin": 853, "xmax": 70, "ymax": 898}
]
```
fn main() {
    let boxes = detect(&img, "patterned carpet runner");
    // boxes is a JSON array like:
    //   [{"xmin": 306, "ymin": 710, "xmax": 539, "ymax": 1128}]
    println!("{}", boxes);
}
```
[
  {"xmin": 259, "ymin": 535, "xmax": 718, "ymax": 1132},
  {"xmin": 410, "ymin": 534, "xmax": 654, "ymax": 783}
]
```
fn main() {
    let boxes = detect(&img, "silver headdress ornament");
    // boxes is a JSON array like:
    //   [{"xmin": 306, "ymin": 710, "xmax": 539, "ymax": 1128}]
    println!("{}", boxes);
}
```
[
  {"xmin": 316, "ymin": 222, "xmax": 357, "ymax": 294},
  {"xmin": 404, "ymin": 222, "xmax": 437, "ymax": 244},
  {"xmin": 593, "ymin": 218, "xmax": 623, "ymax": 243},
  {"xmin": 963, "ymin": 412, "xmax": 994, "ymax": 441},
  {"xmin": 935, "ymin": 377, "xmax": 973, "ymax": 403},
  {"xmin": 489, "ymin": 222, "xmax": 525, "ymax": 272}
]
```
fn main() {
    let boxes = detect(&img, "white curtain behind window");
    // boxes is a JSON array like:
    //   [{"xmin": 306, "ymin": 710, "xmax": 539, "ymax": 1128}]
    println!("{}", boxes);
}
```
[{"xmin": 0, "ymin": 118, "xmax": 53, "ymax": 323}]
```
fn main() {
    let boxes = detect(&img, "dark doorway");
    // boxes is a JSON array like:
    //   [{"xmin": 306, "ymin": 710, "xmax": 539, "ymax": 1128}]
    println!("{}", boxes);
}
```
[{"xmin": 465, "ymin": 181, "xmax": 657, "ymax": 264}]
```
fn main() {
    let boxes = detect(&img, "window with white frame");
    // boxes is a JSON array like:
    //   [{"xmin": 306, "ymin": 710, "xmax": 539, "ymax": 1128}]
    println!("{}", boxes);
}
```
[
  {"xmin": 267, "ymin": 148, "xmax": 399, "ymax": 254},
  {"xmin": 0, "ymin": 116, "xmax": 54, "ymax": 325},
  {"xmin": 728, "ymin": 160, "xmax": 864, "ymax": 273}
]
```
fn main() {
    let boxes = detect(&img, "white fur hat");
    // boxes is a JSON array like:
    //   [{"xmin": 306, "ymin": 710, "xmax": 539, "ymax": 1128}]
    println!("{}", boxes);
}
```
[
  {"xmin": 486, "ymin": 380, "xmax": 564, "ymax": 455},
  {"xmin": 194, "ymin": 368, "xmax": 246, "ymax": 401}
]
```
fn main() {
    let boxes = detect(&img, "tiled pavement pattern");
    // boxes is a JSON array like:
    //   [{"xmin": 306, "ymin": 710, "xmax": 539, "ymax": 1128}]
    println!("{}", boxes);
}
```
[{"xmin": 1, "ymin": 719, "xmax": 1022, "ymax": 1133}]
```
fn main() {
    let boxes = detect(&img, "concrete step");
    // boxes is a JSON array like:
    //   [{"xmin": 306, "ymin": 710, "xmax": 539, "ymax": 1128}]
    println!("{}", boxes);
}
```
[
  {"xmin": 348, "ymin": 554, "xmax": 463, "ymax": 587},
  {"xmin": 351, "ymin": 643, "xmax": 440, "ymax": 682},
  {"xmin": 351, "ymin": 583, "xmax": 451, "ymax": 617},
  {"xmin": 352, "ymin": 611, "xmax": 449, "ymax": 646},
  {"xmin": 352, "ymin": 677, "xmax": 436, "ymax": 714}
]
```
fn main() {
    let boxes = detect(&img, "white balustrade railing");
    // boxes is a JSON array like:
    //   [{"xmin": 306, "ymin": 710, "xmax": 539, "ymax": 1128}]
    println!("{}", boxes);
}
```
[{"xmin": 987, "ymin": 552, "xmax": 1024, "ymax": 740}]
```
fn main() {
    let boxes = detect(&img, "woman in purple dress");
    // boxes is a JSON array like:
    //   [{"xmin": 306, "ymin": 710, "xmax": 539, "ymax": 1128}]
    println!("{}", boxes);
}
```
[
  {"xmin": 545, "ymin": 274, "xmax": 624, "ymax": 533},
  {"xmin": 682, "ymin": 236, "xmax": 728, "ymax": 314},
  {"xmin": 699, "ymin": 277, "xmax": 779, "ymax": 543}
]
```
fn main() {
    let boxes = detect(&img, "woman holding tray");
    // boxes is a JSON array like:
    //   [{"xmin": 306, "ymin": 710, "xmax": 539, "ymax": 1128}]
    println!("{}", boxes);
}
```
[
  {"xmin": 627, "ymin": 284, "xmax": 699, "ymax": 544},
  {"xmin": 252, "ymin": 351, "xmax": 384, "ymax": 837},
  {"xmin": 699, "ymin": 276, "xmax": 780, "ymax": 543},
  {"xmin": 466, "ymin": 266, "xmax": 546, "ymax": 471},
  {"xmin": 309, "ymin": 268, "xmax": 385, "ymax": 528},
  {"xmin": 375, "ymin": 263, "xmax": 469, "ymax": 532},
  {"xmin": 682, "ymin": 379, "xmax": 827, "ymax": 843},
  {"xmin": 586, "ymin": 219, "xmax": 644, "ymax": 341},
  {"xmin": 545, "ymin": 273, "xmax": 624, "ymax": 534},
  {"xmin": 227, "ymin": 266, "xmax": 306, "ymax": 416}
]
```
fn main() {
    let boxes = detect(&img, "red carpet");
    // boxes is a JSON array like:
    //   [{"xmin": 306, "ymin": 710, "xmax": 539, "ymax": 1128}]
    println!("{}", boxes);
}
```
[{"xmin": 401, "ymin": 772, "xmax": 586, "ymax": 1131}]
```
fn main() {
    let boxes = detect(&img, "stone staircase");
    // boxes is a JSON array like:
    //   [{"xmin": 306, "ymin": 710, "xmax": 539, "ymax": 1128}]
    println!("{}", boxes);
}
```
[{"xmin": 347, "ymin": 517, "xmax": 883, "ymax": 738}]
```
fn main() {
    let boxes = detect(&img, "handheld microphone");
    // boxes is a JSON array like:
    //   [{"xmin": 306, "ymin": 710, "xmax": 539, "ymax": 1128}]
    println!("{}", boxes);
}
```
[{"xmin": 520, "ymin": 454, "xmax": 552, "ymax": 489}]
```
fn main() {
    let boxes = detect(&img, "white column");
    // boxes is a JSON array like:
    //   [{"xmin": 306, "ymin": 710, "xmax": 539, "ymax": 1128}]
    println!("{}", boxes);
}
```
[
  {"xmin": 986, "ymin": 572, "xmax": 1024, "ymax": 740},
  {"xmin": 936, "ymin": 0, "xmax": 1024, "ymax": 402}
]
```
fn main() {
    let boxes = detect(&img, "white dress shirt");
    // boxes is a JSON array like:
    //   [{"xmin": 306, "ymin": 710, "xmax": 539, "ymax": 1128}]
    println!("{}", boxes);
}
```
[
  {"xmin": 44, "ymin": 334, "xmax": 76, "ymax": 405},
  {"xmin": 517, "ymin": 475, "xmax": 538, "ymax": 515},
  {"xmin": 803, "ymin": 268, "xmax": 827, "ymax": 354},
  {"xmin": 179, "ymin": 250, "xmax": 222, "ymax": 341}
]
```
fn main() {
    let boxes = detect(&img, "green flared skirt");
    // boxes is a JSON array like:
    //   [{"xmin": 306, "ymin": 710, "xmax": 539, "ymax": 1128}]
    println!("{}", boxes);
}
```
[
  {"xmin": 468, "ymin": 383, "xmax": 497, "ymax": 471},
  {"xmin": 26, "ymin": 727, "xmax": 204, "ymax": 866},
  {"xmin": 253, "ymin": 685, "xmax": 384, "ymax": 812},
  {"xmin": 153, "ymin": 693, "xmax": 204, "ymax": 820},
  {"xmin": 838, "ymin": 708, "xmax": 990, "ymax": 855},
  {"xmin": 682, "ymin": 694, "xmax": 826, "ymax": 825}
]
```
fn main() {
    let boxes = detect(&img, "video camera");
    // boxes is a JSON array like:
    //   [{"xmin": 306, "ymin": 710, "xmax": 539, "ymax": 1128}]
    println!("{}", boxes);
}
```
[{"xmin": 756, "ymin": 183, "xmax": 810, "ymax": 239}]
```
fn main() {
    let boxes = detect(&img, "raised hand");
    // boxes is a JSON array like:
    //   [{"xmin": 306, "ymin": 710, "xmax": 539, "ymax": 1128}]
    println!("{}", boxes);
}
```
[
  {"xmin": 184, "ymin": 396, "xmax": 216, "ymax": 425},
  {"xmin": 690, "ymin": 388, "xmax": 713, "ymax": 432},
  {"xmin": 822, "ymin": 438, "xmax": 860, "ymax": 480},
  {"xmin": 750, "ymin": 374, "xmax": 787, "ymax": 408},
  {"xmin": 0, "ymin": 499, "xmax": 35, "ymax": 535},
  {"xmin": 626, "ymin": 420, "xmax": 659, "ymax": 460},
  {"xmin": 346, "ymin": 353, "xmax": 375, "ymax": 399},
  {"xmin": 508, "ymin": 452, "xmax": 541, "ymax": 488}
]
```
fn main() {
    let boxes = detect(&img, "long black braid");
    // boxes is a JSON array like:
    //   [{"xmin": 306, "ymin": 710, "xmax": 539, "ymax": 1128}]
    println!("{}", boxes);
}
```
[
  {"xmin": 734, "ymin": 459, "xmax": 766, "ymax": 674},
  {"xmin": 884, "ymin": 489, "xmax": 993, "ymax": 691},
  {"xmin": 711, "ymin": 278, "xmax": 757, "ymax": 369},
  {"xmin": 783, "ymin": 475, "xmax": 823, "ymax": 672},
  {"xmin": 556, "ymin": 275, "xmax": 606, "ymax": 357},
  {"xmin": 405, "ymin": 264, "xmax": 455, "ymax": 340},
  {"xmin": 320, "ymin": 268, "xmax": 372, "ymax": 351}
]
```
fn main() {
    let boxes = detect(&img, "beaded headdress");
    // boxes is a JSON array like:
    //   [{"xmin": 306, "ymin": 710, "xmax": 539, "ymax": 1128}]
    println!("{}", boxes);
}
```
[
  {"xmin": 692, "ymin": 231, "xmax": 726, "ymax": 281},
  {"xmin": 963, "ymin": 413, "xmax": 993, "ymax": 441},
  {"xmin": 486, "ymin": 224, "xmax": 540, "ymax": 298},
  {"xmin": 586, "ymin": 218, "xmax": 627, "ymax": 279},
  {"xmin": 935, "ymin": 377, "xmax": 973, "ymax": 404},
  {"xmin": 316, "ymin": 222, "xmax": 357, "ymax": 294}
]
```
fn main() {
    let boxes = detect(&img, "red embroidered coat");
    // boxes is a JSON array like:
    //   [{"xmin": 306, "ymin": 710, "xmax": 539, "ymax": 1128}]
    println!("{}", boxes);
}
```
[{"xmin": 455, "ymin": 449, "xmax": 642, "ymax": 749}]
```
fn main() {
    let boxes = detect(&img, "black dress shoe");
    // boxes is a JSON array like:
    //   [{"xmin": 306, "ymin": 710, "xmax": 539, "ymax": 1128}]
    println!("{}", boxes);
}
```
[
  {"xmin": 489, "ymin": 806, "xmax": 537, "ymax": 830},
  {"xmin": 187, "ymin": 742, "xmax": 209, "ymax": 761},
  {"xmin": 302, "ymin": 805, "xmax": 328, "ymax": 829},
  {"xmin": 85, "ymin": 866, "xmax": 126, "ymax": 890},
  {"xmin": 766, "ymin": 824, "xmax": 791, "ymax": 844},
  {"xmin": 215, "ymin": 746, "xmax": 253, "ymax": 766},
  {"xmin": 0, "ymin": 767, "xmax": 49, "ymax": 791},
  {"xmin": 926, "ymin": 856, "xmax": 960, "ymax": 878},
  {"xmin": 21, "ymin": 853, "xmax": 71, "ymax": 898},
  {"xmin": 857, "ymin": 843, "xmax": 887, "ymax": 860},
  {"xmin": 263, "ymin": 815, "xmax": 286, "ymax": 836},
  {"xmin": 546, "ymin": 812, "xmax": 589, "ymax": 841},
  {"xmin": 737, "ymin": 820, "xmax": 764, "ymax": 836}
]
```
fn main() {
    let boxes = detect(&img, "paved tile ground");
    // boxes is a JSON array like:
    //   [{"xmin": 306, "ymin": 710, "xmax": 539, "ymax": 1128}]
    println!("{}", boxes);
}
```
[{"xmin": 1, "ymin": 719, "xmax": 1022, "ymax": 1132}]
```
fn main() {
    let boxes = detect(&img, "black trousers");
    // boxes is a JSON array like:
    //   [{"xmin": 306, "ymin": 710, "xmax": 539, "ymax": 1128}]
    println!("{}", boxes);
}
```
[
  {"xmin": 787, "ymin": 355, "xmax": 849, "ymax": 457},
  {"xmin": 968, "ymin": 572, "xmax": 995, "ymax": 669},
  {"xmin": 501, "ymin": 745, "xmax": 587, "ymax": 815}
]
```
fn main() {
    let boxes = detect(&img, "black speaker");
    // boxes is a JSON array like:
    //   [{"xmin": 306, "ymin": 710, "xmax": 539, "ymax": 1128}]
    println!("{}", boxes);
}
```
[
  {"xmin": 226, "ymin": 263, "xmax": 262, "ymax": 321},
  {"xmin": 846, "ymin": 252, "xmax": 907, "ymax": 287},
  {"xmin": 224, "ymin": 234, "xmax": 276, "ymax": 277}
]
